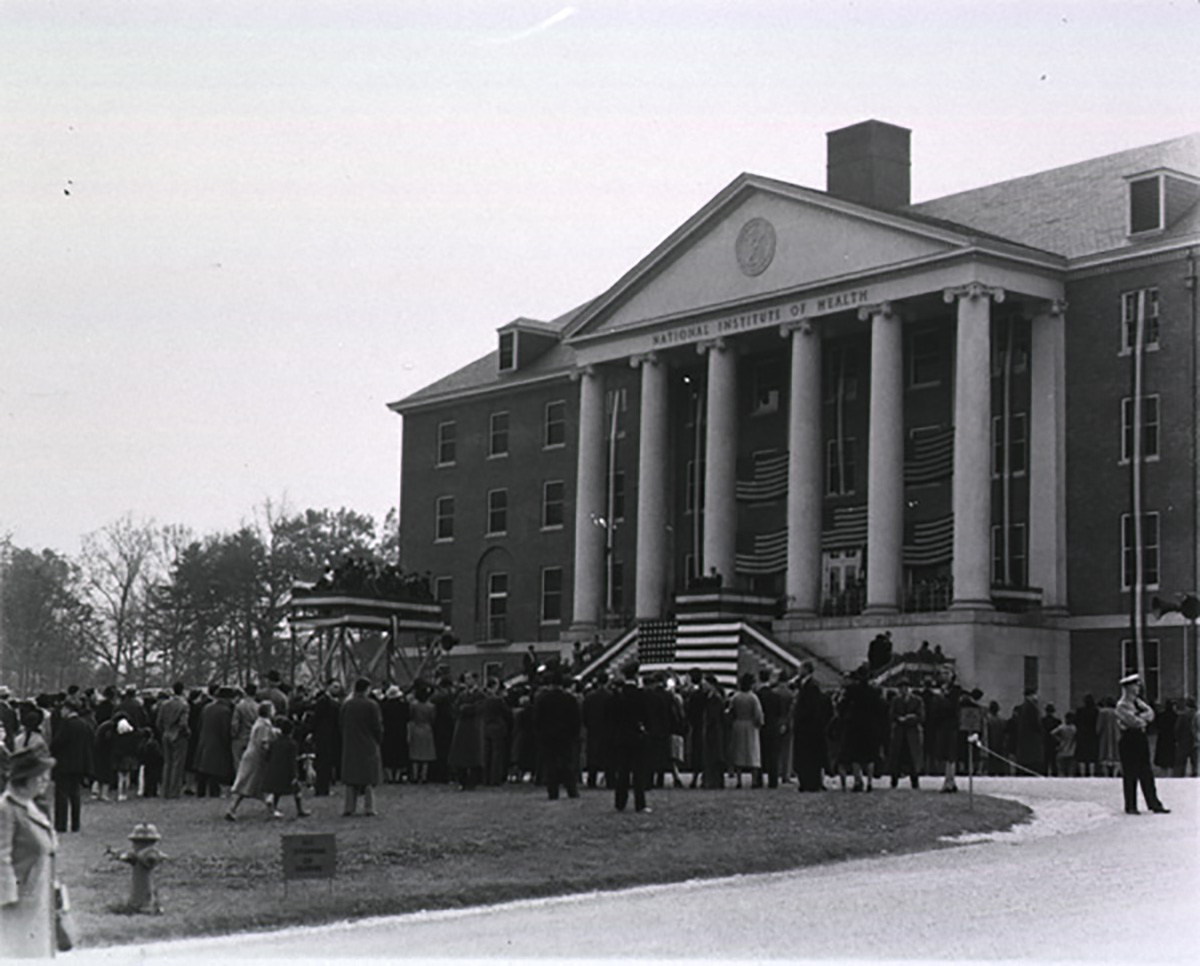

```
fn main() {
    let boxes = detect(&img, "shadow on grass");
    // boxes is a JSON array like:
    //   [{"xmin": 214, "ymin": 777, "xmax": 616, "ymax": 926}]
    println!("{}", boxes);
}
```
[{"xmin": 62, "ymin": 780, "xmax": 1030, "ymax": 948}]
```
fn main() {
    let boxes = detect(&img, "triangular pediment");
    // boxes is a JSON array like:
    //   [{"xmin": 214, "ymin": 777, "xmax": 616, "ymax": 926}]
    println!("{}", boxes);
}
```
[{"xmin": 566, "ymin": 176, "xmax": 972, "ymax": 342}]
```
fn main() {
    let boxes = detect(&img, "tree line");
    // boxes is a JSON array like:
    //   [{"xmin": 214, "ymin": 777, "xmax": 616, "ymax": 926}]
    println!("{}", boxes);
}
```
[{"xmin": 0, "ymin": 504, "xmax": 400, "ymax": 694}]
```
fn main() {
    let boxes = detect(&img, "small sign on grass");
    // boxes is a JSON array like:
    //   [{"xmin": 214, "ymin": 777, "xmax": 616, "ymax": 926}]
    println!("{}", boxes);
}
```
[{"xmin": 281, "ymin": 834, "xmax": 336, "ymax": 894}]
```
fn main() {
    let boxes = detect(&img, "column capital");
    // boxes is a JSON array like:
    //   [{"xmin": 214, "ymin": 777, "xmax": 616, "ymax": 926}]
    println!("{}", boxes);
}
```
[
  {"xmin": 779, "ymin": 320, "xmax": 815, "ymax": 338},
  {"xmin": 695, "ymin": 337, "xmax": 728, "ymax": 355},
  {"xmin": 943, "ymin": 282, "xmax": 1006, "ymax": 305},
  {"xmin": 569, "ymin": 364, "xmax": 598, "ymax": 383},
  {"xmin": 856, "ymin": 300, "xmax": 896, "ymax": 322},
  {"xmin": 629, "ymin": 352, "xmax": 660, "ymax": 369}
]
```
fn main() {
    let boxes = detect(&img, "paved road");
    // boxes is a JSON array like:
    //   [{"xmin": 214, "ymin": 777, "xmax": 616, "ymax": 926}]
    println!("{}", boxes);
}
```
[{"xmin": 68, "ymin": 777, "xmax": 1198, "ymax": 964}]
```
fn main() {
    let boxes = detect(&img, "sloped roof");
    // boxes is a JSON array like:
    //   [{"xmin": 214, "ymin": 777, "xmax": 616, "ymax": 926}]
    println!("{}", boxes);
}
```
[
  {"xmin": 388, "ymin": 301, "xmax": 592, "ymax": 413},
  {"xmin": 909, "ymin": 132, "xmax": 1200, "ymax": 260}
]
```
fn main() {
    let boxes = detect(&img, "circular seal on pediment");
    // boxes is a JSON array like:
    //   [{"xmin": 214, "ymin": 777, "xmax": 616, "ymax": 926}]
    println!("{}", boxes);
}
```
[{"xmin": 735, "ymin": 217, "xmax": 776, "ymax": 277}]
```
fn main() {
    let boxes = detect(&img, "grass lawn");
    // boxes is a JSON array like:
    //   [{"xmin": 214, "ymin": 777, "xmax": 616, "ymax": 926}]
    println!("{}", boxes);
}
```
[{"xmin": 60, "ymin": 779, "xmax": 1030, "ymax": 948}]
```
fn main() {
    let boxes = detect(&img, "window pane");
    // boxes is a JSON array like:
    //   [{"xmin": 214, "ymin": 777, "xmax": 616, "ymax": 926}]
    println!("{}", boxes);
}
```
[
  {"xmin": 438, "ymin": 422, "xmax": 456, "ymax": 465},
  {"xmin": 490, "ymin": 412, "xmax": 509, "ymax": 456},
  {"xmin": 545, "ymin": 401, "xmax": 566, "ymax": 447}
]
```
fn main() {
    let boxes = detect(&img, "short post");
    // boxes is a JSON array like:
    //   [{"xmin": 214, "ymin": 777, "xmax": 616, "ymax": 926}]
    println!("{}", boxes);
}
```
[
  {"xmin": 967, "ymin": 734, "xmax": 977, "ymax": 812},
  {"xmin": 110, "ymin": 823, "xmax": 167, "ymax": 914}
]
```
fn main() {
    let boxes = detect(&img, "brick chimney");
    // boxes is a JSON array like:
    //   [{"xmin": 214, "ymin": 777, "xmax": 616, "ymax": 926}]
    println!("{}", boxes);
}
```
[{"xmin": 826, "ymin": 120, "xmax": 911, "ymax": 209}]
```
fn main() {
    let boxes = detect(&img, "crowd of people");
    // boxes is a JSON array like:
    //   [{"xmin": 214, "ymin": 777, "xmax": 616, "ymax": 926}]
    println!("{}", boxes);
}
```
[{"xmin": 2, "ymin": 652, "xmax": 1196, "ymax": 832}]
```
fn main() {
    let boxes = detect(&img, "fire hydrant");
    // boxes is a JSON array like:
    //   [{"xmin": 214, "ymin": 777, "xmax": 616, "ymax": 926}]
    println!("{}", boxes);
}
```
[{"xmin": 111, "ymin": 823, "xmax": 167, "ymax": 914}]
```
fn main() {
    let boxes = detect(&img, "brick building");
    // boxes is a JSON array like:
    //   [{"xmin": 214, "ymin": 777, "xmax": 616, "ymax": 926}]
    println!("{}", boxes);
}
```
[{"xmin": 389, "ymin": 121, "xmax": 1200, "ymax": 710}]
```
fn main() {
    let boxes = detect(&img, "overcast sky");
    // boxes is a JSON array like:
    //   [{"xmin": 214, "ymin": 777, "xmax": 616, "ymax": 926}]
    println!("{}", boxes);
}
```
[{"xmin": 2, "ymin": 0, "xmax": 1197, "ymax": 557}]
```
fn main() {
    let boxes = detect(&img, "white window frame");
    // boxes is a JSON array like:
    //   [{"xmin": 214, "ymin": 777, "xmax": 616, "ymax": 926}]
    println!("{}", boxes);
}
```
[
  {"xmin": 436, "ymin": 420, "xmax": 457, "ymax": 467},
  {"xmin": 487, "ymin": 572, "xmax": 509, "ymax": 638},
  {"xmin": 544, "ymin": 399, "xmax": 567, "ymax": 449},
  {"xmin": 435, "ymin": 495, "xmax": 455, "ymax": 543},
  {"xmin": 542, "ymin": 480, "xmax": 565, "ymax": 530},
  {"xmin": 1120, "ymin": 395, "xmax": 1161, "ymax": 464},
  {"xmin": 434, "ymin": 576, "xmax": 453, "ymax": 623},
  {"xmin": 540, "ymin": 567, "xmax": 563, "ymax": 625},
  {"xmin": 1121, "ymin": 638, "xmax": 1161, "ymax": 703},
  {"xmin": 1121, "ymin": 288, "xmax": 1160, "ymax": 354},
  {"xmin": 498, "ymin": 331, "xmax": 516, "ymax": 371},
  {"xmin": 990, "ymin": 522, "xmax": 1028, "ymax": 587},
  {"xmin": 489, "ymin": 411, "xmax": 509, "ymax": 458},
  {"xmin": 991, "ymin": 413, "xmax": 1028, "ymax": 478},
  {"xmin": 486, "ymin": 488, "xmax": 508, "ymax": 537},
  {"xmin": 1127, "ymin": 174, "xmax": 1165, "ymax": 235},
  {"xmin": 1120, "ymin": 511, "xmax": 1161, "ymax": 591},
  {"xmin": 826, "ymin": 437, "xmax": 856, "ymax": 496}
]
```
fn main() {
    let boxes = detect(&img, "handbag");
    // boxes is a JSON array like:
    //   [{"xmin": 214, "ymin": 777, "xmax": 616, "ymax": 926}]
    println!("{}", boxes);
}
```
[{"xmin": 55, "ymin": 882, "xmax": 77, "ymax": 952}]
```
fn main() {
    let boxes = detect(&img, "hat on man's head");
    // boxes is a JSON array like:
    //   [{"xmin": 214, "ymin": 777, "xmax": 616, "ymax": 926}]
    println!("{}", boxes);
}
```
[
  {"xmin": 0, "ymin": 686, "xmax": 11, "ymax": 699},
  {"xmin": 7, "ymin": 748, "xmax": 55, "ymax": 786},
  {"xmin": 1119, "ymin": 672, "xmax": 1141, "ymax": 686}
]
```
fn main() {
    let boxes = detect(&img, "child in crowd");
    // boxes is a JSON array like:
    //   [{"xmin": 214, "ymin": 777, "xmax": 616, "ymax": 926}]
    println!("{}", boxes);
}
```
[
  {"xmin": 1052, "ymin": 711, "xmax": 1078, "ymax": 778},
  {"xmin": 139, "ymin": 727, "xmax": 164, "ymax": 798},
  {"xmin": 265, "ymin": 717, "xmax": 310, "ymax": 818}
]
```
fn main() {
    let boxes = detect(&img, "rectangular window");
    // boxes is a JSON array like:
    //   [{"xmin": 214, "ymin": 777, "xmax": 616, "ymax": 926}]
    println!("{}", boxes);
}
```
[
  {"xmin": 752, "ymin": 360, "xmax": 784, "ymax": 415},
  {"xmin": 1121, "ymin": 395, "xmax": 1161, "ymax": 463},
  {"xmin": 1121, "ymin": 639, "xmax": 1161, "ymax": 703},
  {"xmin": 605, "ymin": 387, "xmax": 628, "ymax": 437},
  {"xmin": 1121, "ymin": 512, "xmax": 1161, "ymax": 590},
  {"xmin": 610, "ymin": 560, "xmax": 624, "ymax": 614},
  {"xmin": 612, "ymin": 471, "xmax": 625, "ymax": 522},
  {"xmin": 1023, "ymin": 656, "xmax": 1039, "ymax": 695},
  {"xmin": 545, "ymin": 400, "xmax": 567, "ymax": 448},
  {"xmin": 487, "ymin": 572, "xmax": 508, "ymax": 639},
  {"xmin": 991, "ymin": 523, "xmax": 1027, "ymax": 587},
  {"xmin": 908, "ymin": 330, "xmax": 941, "ymax": 389},
  {"xmin": 1122, "ymin": 289, "xmax": 1160, "ymax": 351},
  {"xmin": 826, "ymin": 437, "xmax": 857, "ymax": 496},
  {"xmin": 499, "ymin": 332, "xmax": 516, "ymax": 371},
  {"xmin": 542, "ymin": 480, "xmax": 565, "ymax": 529},
  {"xmin": 991, "ymin": 413, "xmax": 1028, "ymax": 477},
  {"xmin": 486, "ymin": 488, "xmax": 508, "ymax": 536},
  {"xmin": 1129, "ymin": 176, "xmax": 1163, "ymax": 234},
  {"xmin": 824, "ymin": 345, "xmax": 859, "ymax": 403},
  {"xmin": 436, "ymin": 421, "xmax": 457, "ymax": 466},
  {"xmin": 434, "ymin": 576, "xmax": 453, "ymax": 624},
  {"xmin": 435, "ymin": 496, "xmax": 455, "ymax": 542},
  {"xmin": 541, "ymin": 567, "xmax": 563, "ymax": 624},
  {"xmin": 489, "ymin": 411, "xmax": 509, "ymax": 458}
]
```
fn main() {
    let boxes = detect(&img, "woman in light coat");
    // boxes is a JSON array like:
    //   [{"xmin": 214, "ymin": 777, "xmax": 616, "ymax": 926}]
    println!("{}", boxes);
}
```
[
  {"xmin": 0, "ymin": 748, "xmax": 58, "ymax": 958},
  {"xmin": 226, "ymin": 703, "xmax": 279, "ymax": 820},
  {"xmin": 728, "ymin": 673, "xmax": 764, "ymax": 788}
]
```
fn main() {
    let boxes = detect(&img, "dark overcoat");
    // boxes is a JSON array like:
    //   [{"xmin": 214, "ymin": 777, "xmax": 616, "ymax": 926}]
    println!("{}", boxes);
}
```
[
  {"xmin": 193, "ymin": 699, "xmax": 235, "ymax": 783},
  {"xmin": 339, "ymin": 694, "xmax": 383, "ymax": 787},
  {"xmin": 582, "ymin": 686, "xmax": 613, "ymax": 773},
  {"xmin": 448, "ymin": 690, "xmax": 484, "ymax": 770}
]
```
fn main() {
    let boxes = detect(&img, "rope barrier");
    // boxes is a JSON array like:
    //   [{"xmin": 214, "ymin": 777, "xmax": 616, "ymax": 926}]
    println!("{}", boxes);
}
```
[{"xmin": 966, "ymin": 733, "xmax": 1045, "ymax": 779}]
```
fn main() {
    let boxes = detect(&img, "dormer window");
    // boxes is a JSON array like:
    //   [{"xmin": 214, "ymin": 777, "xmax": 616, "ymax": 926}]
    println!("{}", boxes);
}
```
[
  {"xmin": 1129, "ymin": 175, "xmax": 1163, "ymax": 234},
  {"xmin": 498, "ymin": 331, "xmax": 516, "ymax": 371},
  {"xmin": 1126, "ymin": 168, "xmax": 1200, "ymax": 238}
]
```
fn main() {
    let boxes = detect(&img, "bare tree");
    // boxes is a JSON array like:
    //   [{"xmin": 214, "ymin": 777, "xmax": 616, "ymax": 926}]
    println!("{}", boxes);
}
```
[{"xmin": 79, "ymin": 514, "xmax": 159, "ymax": 683}]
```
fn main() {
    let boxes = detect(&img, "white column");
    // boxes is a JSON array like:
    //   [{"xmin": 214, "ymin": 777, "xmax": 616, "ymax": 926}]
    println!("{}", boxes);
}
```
[
  {"xmin": 700, "ymin": 338, "xmax": 738, "ymax": 586},
  {"xmin": 783, "ymin": 322, "xmax": 822, "ymax": 616},
  {"xmin": 571, "ymin": 365, "xmax": 606, "ymax": 631},
  {"xmin": 633, "ymin": 353, "xmax": 669, "ymax": 619},
  {"xmin": 946, "ymin": 283, "xmax": 1003, "ymax": 609},
  {"xmin": 862, "ymin": 302, "xmax": 903, "ymax": 614},
  {"xmin": 1029, "ymin": 299, "xmax": 1068, "ymax": 613}
]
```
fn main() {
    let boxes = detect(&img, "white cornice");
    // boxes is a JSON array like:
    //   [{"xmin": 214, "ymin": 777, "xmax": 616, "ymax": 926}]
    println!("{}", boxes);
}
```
[
  {"xmin": 1067, "ymin": 235, "xmax": 1200, "ymax": 272},
  {"xmin": 561, "ymin": 173, "xmax": 1013, "ymax": 343},
  {"xmin": 387, "ymin": 368, "xmax": 576, "ymax": 416}
]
